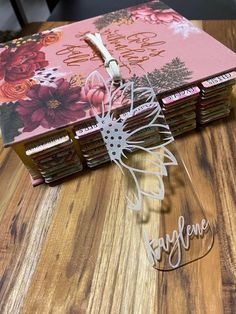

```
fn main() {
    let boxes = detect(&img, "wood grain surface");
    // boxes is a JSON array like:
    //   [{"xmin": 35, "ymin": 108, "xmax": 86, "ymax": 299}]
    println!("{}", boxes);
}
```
[{"xmin": 0, "ymin": 20, "xmax": 235, "ymax": 314}]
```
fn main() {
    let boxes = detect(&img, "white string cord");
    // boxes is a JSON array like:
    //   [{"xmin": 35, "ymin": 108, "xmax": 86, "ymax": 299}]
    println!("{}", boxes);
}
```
[{"xmin": 85, "ymin": 33, "xmax": 121, "ymax": 82}]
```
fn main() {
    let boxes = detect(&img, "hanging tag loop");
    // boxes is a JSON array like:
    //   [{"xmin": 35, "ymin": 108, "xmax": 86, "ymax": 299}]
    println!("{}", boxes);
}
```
[{"xmin": 84, "ymin": 33, "xmax": 122, "ymax": 83}]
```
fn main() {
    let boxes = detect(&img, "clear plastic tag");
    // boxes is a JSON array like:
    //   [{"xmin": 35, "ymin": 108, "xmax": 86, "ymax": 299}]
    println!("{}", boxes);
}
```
[{"xmin": 79, "ymin": 67, "xmax": 214, "ymax": 271}]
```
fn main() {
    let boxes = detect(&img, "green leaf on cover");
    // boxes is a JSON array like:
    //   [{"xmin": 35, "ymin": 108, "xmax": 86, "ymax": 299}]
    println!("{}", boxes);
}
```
[
  {"xmin": 130, "ymin": 57, "xmax": 193, "ymax": 93},
  {"xmin": 0, "ymin": 102, "xmax": 24, "ymax": 146},
  {"xmin": 94, "ymin": 9, "xmax": 130, "ymax": 30}
]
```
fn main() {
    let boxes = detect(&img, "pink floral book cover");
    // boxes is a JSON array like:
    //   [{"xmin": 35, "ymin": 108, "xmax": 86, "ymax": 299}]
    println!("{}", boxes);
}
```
[{"xmin": 0, "ymin": 0, "xmax": 235, "ymax": 147}]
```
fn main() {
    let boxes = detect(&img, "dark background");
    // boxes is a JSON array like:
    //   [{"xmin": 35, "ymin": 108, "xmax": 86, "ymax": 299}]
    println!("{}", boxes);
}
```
[{"xmin": 49, "ymin": 0, "xmax": 236, "ymax": 21}]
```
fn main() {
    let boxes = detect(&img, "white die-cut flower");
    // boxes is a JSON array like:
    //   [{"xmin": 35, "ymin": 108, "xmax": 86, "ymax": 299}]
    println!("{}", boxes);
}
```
[
  {"xmin": 169, "ymin": 19, "xmax": 201, "ymax": 39},
  {"xmin": 85, "ymin": 71, "xmax": 178, "ymax": 211}
]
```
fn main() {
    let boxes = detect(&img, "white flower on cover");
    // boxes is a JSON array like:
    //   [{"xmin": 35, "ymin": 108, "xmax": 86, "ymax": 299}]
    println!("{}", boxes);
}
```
[
  {"xmin": 85, "ymin": 71, "xmax": 178, "ymax": 211},
  {"xmin": 169, "ymin": 19, "xmax": 201, "ymax": 39}
]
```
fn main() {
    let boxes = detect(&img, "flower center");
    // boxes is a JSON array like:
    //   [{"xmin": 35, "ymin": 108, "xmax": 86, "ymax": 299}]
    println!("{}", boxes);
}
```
[
  {"xmin": 47, "ymin": 99, "xmax": 61, "ymax": 109},
  {"xmin": 97, "ymin": 116, "xmax": 130, "ymax": 162}
]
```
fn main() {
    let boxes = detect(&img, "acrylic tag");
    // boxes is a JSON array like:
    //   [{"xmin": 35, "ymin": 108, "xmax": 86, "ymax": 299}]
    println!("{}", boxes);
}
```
[{"xmin": 79, "ymin": 67, "xmax": 214, "ymax": 271}]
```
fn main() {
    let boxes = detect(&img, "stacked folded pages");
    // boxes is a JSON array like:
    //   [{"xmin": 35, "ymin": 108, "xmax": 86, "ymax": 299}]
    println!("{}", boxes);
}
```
[
  {"xmin": 161, "ymin": 86, "xmax": 200, "ymax": 136},
  {"xmin": 197, "ymin": 72, "xmax": 236, "ymax": 124},
  {"xmin": 25, "ymin": 132, "xmax": 83, "ymax": 183}
]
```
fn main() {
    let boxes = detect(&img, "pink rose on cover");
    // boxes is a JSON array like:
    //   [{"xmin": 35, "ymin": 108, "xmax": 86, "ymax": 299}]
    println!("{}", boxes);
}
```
[
  {"xmin": 79, "ymin": 83, "xmax": 112, "ymax": 115},
  {"xmin": 16, "ymin": 78, "xmax": 85, "ymax": 131},
  {"xmin": 0, "ymin": 42, "xmax": 48, "ymax": 83},
  {"xmin": 130, "ymin": 6, "xmax": 182, "ymax": 24},
  {"xmin": 79, "ymin": 82, "xmax": 128, "ymax": 115}
]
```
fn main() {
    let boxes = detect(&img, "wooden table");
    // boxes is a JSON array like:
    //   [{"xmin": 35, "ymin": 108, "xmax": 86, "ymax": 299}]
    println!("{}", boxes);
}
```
[{"xmin": 0, "ymin": 21, "xmax": 235, "ymax": 314}]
